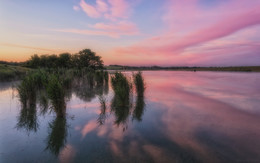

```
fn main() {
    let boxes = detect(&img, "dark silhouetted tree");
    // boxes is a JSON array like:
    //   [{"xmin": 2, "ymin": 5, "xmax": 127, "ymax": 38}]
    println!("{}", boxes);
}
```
[{"xmin": 26, "ymin": 49, "xmax": 103, "ymax": 69}]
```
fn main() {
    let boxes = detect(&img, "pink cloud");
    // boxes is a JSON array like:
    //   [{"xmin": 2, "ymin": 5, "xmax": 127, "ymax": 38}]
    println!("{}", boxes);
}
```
[
  {"xmin": 66, "ymin": 0, "xmax": 137, "ymax": 38},
  {"xmin": 58, "ymin": 144, "xmax": 76, "ymax": 163},
  {"xmin": 106, "ymin": 0, "xmax": 129, "ymax": 19},
  {"xmin": 80, "ymin": 0, "xmax": 101, "ymax": 18},
  {"xmin": 109, "ymin": 0, "xmax": 260, "ymax": 66},
  {"xmin": 79, "ymin": 0, "xmax": 130, "ymax": 20},
  {"xmin": 163, "ymin": 7, "xmax": 260, "ymax": 53},
  {"xmin": 96, "ymin": 0, "xmax": 108, "ymax": 13},
  {"xmin": 81, "ymin": 120, "xmax": 98, "ymax": 138}
]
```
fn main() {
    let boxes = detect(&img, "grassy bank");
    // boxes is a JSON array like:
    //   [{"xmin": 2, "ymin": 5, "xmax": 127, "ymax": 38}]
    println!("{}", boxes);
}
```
[
  {"xmin": 106, "ymin": 65, "xmax": 260, "ymax": 72},
  {"xmin": 0, "ymin": 64, "xmax": 30, "ymax": 81}
]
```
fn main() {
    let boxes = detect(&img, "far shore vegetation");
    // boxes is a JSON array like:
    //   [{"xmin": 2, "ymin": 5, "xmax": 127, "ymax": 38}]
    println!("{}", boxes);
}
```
[
  {"xmin": 0, "ymin": 49, "xmax": 260, "ymax": 82},
  {"xmin": 106, "ymin": 65, "xmax": 260, "ymax": 72}
]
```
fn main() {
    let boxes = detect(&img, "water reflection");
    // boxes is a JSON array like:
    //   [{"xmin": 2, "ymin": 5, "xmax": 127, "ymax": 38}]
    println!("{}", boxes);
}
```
[
  {"xmin": 133, "ymin": 95, "xmax": 146, "ymax": 121},
  {"xmin": 97, "ymin": 95, "xmax": 107, "ymax": 125},
  {"xmin": 38, "ymin": 91, "xmax": 49, "ymax": 115},
  {"xmin": 16, "ymin": 103, "xmax": 38, "ymax": 133},
  {"xmin": 73, "ymin": 73, "xmax": 109, "ymax": 101},
  {"xmin": 3, "ymin": 71, "xmax": 259, "ymax": 162},
  {"xmin": 45, "ymin": 117, "xmax": 68, "ymax": 156},
  {"xmin": 110, "ymin": 93, "xmax": 132, "ymax": 131},
  {"xmin": 15, "ymin": 71, "xmax": 111, "ymax": 156},
  {"xmin": 108, "ymin": 72, "xmax": 146, "ymax": 130}
]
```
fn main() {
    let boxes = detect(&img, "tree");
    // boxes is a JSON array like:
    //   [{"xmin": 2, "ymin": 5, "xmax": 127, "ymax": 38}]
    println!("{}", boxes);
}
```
[
  {"xmin": 27, "ymin": 54, "xmax": 41, "ymax": 68},
  {"xmin": 25, "ymin": 49, "xmax": 104, "ymax": 69},
  {"xmin": 58, "ymin": 53, "xmax": 71, "ymax": 68},
  {"xmin": 77, "ymin": 49, "xmax": 104, "ymax": 69}
]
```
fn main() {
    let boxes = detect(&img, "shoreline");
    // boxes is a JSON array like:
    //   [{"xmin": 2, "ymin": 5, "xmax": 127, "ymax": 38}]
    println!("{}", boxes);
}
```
[{"xmin": 105, "ymin": 66, "xmax": 260, "ymax": 72}]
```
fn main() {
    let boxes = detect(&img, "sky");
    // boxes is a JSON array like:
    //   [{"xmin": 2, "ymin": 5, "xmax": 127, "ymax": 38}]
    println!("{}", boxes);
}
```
[{"xmin": 0, "ymin": 0, "xmax": 260, "ymax": 66}]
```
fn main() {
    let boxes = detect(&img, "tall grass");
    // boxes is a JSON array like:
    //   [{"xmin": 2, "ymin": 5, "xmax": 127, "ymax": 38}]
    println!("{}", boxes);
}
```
[
  {"xmin": 39, "ymin": 91, "xmax": 49, "ymax": 115},
  {"xmin": 110, "ymin": 72, "xmax": 133, "ymax": 130},
  {"xmin": 17, "ymin": 70, "xmax": 48, "ymax": 108},
  {"xmin": 47, "ymin": 75, "xmax": 66, "ymax": 118},
  {"xmin": 133, "ymin": 71, "xmax": 145, "ymax": 97},
  {"xmin": 17, "ymin": 73, "xmax": 37, "ymax": 108},
  {"xmin": 111, "ymin": 72, "xmax": 132, "ymax": 103},
  {"xmin": 17, "ymin": 69, "xmax": 110, "ymax": 119}
]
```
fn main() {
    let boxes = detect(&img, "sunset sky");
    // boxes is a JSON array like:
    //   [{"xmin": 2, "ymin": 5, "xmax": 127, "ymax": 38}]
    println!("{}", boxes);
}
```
[{"xmin": 0, "ymin": 0, "xmax": 260, "ymax": 66}]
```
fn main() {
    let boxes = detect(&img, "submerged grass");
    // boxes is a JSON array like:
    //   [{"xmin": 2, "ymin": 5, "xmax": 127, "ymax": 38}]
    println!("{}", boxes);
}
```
[
  {"xmin": 17, "ymin": 70, "xmax": 66, "ymax": 118},
  {"xmin": 47, "ymin": 75, "xmax": 66, "ymax": 118},
  {"xmin": 111, "ymin": 72, "xmax": 132, "ymax": 103},
  {"xmin": 133, "ymin": 71, "xmax": 145, "ymax": 97},
  {"xmin": 17, "ymin": 70, "xmax": 49, "ymax": 108},
  {"xmin": 110, "ymin": 72, "xmax": 133, "ymax": 130},
  {"xmin": 109, "ymin": 71, "xmax": 147, "ymax": 127},
  {"xmin": 17, "ymin": 74, "xmax": 37, "ymax": 108},
  {"xmin": 17, "ymin": 69, "xmax": 109, "ymax": 118}
]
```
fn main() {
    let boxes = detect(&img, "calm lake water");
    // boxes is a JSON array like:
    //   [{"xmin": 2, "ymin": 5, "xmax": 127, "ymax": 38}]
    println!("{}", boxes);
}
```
[{"xmin": 0, "ymin": 71, "xmax": 260, "ymax": 163}]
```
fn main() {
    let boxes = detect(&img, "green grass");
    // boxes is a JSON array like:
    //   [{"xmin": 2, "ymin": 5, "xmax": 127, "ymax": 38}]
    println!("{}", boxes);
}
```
[
  {"xmin": 133, "ymin": 71, "xmax": 145, "ymax": 97},
  {"xmin": 0, "ymin": 64, "xmax": 30, "ymax": 81},
  {"xmin": 17, "ymin": 69, "xmax": 109, "ymax": 118},
  {"xmin": 111, "ymin": 72, "xmax": 132, "ymax": 102},
  {"xmin": 47, "ymin": 75, "xmax": 66, "ymax": 118}
]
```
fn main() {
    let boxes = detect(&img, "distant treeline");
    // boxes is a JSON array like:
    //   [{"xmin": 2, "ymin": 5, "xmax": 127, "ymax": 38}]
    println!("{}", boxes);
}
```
[
  {"xmin": 0, "ymin": 61, "xmax": 25, "ymax": 66},
  {"xmin": 107, "ymin": 65, "xmax": 260, "ymax": 72},
  {"xmin": 26, "ymin": 49, "xmax": 104, "ymax": 69}
]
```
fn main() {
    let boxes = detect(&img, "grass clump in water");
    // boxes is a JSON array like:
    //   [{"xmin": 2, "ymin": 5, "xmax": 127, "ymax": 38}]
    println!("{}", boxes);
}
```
[
  {"xmin": 17, "ymin": 70, "xmax": 49, "ymax": 108},
  {"xmin": 110, "ymin": 72, "xmax": 132, "ymax": 130},
  {"xmin": 133, "ymin": 71, "xmax": 145, "ymax": 97},
  {"xmin": 17, "ymin": 74, "xmax": 37, "ymax": 108},
  {"xmin": 111, "ymin": 72, "xmax": 131, "ymax": 103},
  {"xmin": 47, "ymin": 75, "xmax": 66, "ymax": 118}
]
